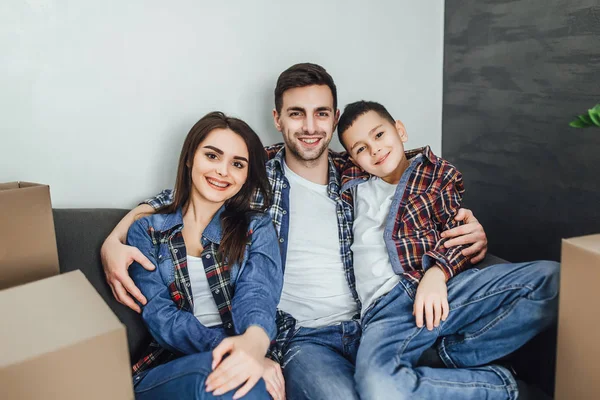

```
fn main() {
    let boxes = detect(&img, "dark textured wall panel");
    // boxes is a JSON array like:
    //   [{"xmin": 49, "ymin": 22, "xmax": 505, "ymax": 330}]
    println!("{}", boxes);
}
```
[{"xmin": 443, "ymin": 0, "xmax": 600, "ymax": 262}]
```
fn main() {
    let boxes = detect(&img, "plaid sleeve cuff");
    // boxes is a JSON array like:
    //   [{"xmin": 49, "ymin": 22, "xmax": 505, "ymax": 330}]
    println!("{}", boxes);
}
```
[{"xmin": 141, "ymin": 189, "xmax": 174, "ymax": 210}]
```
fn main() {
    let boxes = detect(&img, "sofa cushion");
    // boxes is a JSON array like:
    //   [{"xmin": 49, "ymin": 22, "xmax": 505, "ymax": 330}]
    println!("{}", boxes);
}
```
[{"xmin": 52, "ymin": 208, "xmax": 150, "ymax": 364}]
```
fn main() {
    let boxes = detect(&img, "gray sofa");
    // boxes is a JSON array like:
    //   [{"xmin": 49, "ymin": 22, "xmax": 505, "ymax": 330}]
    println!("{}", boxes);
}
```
[{"xmin": 52, "ymin": 208, "xmax": 556, "ymax": 399}]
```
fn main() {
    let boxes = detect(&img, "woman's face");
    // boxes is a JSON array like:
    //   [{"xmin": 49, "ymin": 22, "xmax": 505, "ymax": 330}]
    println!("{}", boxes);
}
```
[{"xmin": 189, "ymin": 128, "xmax": 249, "ymax": 205}]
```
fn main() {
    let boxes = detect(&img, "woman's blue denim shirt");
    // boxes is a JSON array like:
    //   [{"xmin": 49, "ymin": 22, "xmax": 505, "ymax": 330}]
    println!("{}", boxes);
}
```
[{"xmin": 126, "ymin": 206, "xmax": 283, "ymax": 357}]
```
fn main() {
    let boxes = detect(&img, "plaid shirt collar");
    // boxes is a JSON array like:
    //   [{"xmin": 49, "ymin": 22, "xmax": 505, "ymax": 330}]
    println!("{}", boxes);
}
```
[
  {"xmin": 268, "ymin": 144, "xmax": 343, "ymax": 199},
  {"xmin": 340, "ymin": 146, "xmax": 437, "ymax": 190}
]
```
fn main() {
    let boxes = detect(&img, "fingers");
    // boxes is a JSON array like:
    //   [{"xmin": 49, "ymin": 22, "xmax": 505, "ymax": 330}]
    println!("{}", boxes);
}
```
[
  {"xmin": 265, "ymin": 363, "xmax": 285, "ymax": 400},
  {"xmin": 233, "ymin": 375, "xmax": 261, "ymax": 400},
  {"xmin": 210, "ymin": 363, "xmax": 247, "ymax": 396},
  {"xmin": 433, "ymin": 300, "xmax": 442, "ymax": 329},
  {"xmin": 414, "ymin": 297, "xmax": 424, "ymax": 328},
  {"xmin": 454, "ymin": 208, "xmax": 474, "ymax": 222},
  {"xmin": 132, "ymin": 247, "xmax": 156, "ymax": 271},
  {"xmin": 441, "ymin": 298, "xmax": 450, "ymax": 322},
  {"xmin": 119, "ymin": 274, "xmax": 147, "ymax": 305},
  {"xmin": 111, "ymin": 280, "xmax": 141, "ymax": 313},
  {"xmin": 211, "ymin": 338, "xmax": 233, "ymax": 370},
  {"xmin": 470, "ymin": 249, "xmax": 487, "ymax": 264},
  {"xmin": 425, "ymin": 301, "xmax": 434, "ymax": 331}
]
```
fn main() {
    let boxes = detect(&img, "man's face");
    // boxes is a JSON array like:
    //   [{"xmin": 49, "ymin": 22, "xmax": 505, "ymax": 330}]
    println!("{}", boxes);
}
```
[{"xmin": 273, "ymin": 84, "xmax": 339, "ymax": 163}]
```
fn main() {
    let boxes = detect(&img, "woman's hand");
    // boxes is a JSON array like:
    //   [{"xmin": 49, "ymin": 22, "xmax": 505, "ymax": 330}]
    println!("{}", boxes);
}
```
[
  {"xmin": 414, "ymin": 266, "xmax": 449, "ymax": 331},
  {"xmin": 206, "ymin": 326, "xmax": 270, "ymax": 399},
  {"xmin": 262, "ymin": 357, "xmax": 286, "ymax": 400},
  {"xmin": 441, "ymin": 208, "xmax": 488, "ymax": 264}
]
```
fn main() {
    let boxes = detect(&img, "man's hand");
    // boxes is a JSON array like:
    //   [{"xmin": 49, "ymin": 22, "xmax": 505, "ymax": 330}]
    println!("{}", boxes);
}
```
[
  {"xmin": 414, "ymin": 266, "xmax": 449, "ymax": 331},
  {"xmin": 206, "ymin": 326, "xmax": 270, "ymax": 399},
  {"xmin": 441, "ymin": 208, "xmax": 488, "ymax": 264},
  {"xmin": 262, "ymin": 358, "xmax": 285, "ymax": 400},
  {"xmin": 101, "ymin": 236, "xmax": 155, "ymax": 313}
]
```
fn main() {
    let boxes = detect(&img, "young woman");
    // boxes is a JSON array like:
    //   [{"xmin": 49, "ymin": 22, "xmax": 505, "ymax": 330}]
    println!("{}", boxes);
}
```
[{"xmin": 127, "ymin": 112, "xmax": 282, "ymax": 400}]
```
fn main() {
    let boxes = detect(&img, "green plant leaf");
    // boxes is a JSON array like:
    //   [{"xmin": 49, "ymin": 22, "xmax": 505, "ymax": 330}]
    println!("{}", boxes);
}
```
[
  {"xmin": 592, "ymin": 103, "xmax": 600, "ymax": 114},
  {"xmin": 570, "ymin": 119, "xmax": 587, "ymax": 128},
  {"xmin": 589, "ymin": 108, "xmax": 600, "ymax": 127},
  {"xmin": 578, "ymin": 114, "xmax": 594, "ymax": 125}
]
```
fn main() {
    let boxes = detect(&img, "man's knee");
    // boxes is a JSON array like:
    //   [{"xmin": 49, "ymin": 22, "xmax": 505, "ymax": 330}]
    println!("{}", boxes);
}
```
[{"xmin": 529, "ymin": 260, "xmax": 560, "ymax": 301}]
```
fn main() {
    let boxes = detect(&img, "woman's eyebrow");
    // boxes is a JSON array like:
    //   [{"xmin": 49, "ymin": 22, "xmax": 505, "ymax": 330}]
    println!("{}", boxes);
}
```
[{"xmin": 203, "ymin": 145, "xmax": 248, "ymax": 162}]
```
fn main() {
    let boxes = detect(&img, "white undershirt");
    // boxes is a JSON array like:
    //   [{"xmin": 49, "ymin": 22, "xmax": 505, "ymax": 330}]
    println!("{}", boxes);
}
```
[
  {"xmin": 277, "ymin": 161, "xmax": 357, "ymax": 328},
  {"xmin": 187, "ymin": 255, "xmax": 221, "ymax": 327},
  {"xmin": 351, "ymin": 177, "xmax": 400, "ymax": 314}
]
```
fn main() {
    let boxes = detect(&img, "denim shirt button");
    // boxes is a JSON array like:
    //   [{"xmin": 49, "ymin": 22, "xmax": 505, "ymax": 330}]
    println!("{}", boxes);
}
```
[
  {"xmin": 282, "ymin": 210, "xmax": 287, "ymax": 215},
  {"xmin": 206, "ymin": 254, "xmax": 211, "ymax": 259},
  {"xmin": 279, "ymin": 238, "xmax": 284, "ymax": 243},
  {"xmin": 173, "ymin": 249, "xmax": 178, "ymax": 254},
  {"xmin": 283, "ymin": 184, "xmax": 287, "ymax": 188}
]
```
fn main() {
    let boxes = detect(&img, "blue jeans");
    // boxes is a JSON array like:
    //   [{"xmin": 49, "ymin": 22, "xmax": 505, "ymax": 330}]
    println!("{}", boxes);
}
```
[
  {"xmin": 355, "ymin": 261, "xmax": 560, "ymax": 400},
  {"xmin": 282, "ymin": 321, "xmax": 361, "ymax": 400},
  {"xmin": 134, "ymin": 352, "xmax": 269, "ymax": 400}
]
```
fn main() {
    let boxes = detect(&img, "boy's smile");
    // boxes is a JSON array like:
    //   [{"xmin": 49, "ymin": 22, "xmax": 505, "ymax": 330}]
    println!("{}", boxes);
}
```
[{"xmin": 342, "ymin": 110, "xmax": 409, "ymax": 184}]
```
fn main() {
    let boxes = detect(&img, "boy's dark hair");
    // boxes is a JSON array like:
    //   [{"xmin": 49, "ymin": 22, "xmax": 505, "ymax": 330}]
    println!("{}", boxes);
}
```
[
  {"xmin": 274, "ymin": 63, "xmax": 337, "ymax": 114},
  {"xmin": 337, "ymin": 101, "xmax": 396, "ymax": 145}
]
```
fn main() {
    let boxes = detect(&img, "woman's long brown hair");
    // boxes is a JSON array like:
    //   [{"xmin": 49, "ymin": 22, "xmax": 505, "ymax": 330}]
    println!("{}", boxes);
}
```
[{"xmin": 159, "ymin": 111, "xmax": 271, "ymax": 265}]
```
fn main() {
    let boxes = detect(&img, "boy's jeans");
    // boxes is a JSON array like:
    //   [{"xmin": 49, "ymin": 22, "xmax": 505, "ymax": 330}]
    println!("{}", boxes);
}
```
[
  {"xmin": 355, "ymin": 261, "xmax": 560, "ymax": 400},
  {"xmin": 133, "ymin": 352, "xmax": 269, "ymax": 400}
]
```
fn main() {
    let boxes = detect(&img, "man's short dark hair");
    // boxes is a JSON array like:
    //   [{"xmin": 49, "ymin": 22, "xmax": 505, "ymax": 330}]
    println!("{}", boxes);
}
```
[
  {"xmin": 337, "ymin": 101, "xmax": 396, "ymax": 145},
  {"xmin": 274, "ymin": 63, "xmax": 337, "ymax": 114}
]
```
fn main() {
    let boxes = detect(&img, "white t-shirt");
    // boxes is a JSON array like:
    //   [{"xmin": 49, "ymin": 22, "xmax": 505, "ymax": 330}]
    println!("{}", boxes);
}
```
[
  {"xmin": 187, "ymin": 255, "xmax": 221, "ymax": 327},
  {"xmin": 277, "ymin": 161, "xmax": 357, "ymax": 328},
  {"xmin": 351, "ymin": 177, "xmax": 400, "ymax": 314}
]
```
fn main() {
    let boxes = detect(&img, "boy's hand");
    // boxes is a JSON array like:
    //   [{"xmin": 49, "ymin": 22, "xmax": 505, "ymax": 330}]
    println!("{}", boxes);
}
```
[
  {"xmin": 414, "ymin": 266, "xmax": 449, "ymax": 331},
  {"xmin": 262, "ymin": 357, "xmax": 286, "ymax": 400},
  {"xmin": 206, "ymin": 326, "xmax": 270, "ymax": 399}
]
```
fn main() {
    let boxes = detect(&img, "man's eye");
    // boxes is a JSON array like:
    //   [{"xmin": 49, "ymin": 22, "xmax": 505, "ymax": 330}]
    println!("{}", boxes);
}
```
[
  {"xmin": 318, "ymin": 112, "xmax": 329, "ymax": 117},
  {"xmin": 375, "ymin": 131, "xmax": 384, "ymax": 138},
  {"xmin": 289, "ymin": 112, "xmax": 301, "ymax": 117},
  {"xmin": 356, "ymin": 146, "xmax": 366, "ymax": 154}
]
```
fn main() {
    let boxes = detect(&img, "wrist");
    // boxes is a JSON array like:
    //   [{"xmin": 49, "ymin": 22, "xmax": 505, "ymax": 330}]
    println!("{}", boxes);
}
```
[
  {"xmin": 243, "ymin": 326, "xmax": 270, "ymax": 353},
  {"xmin": 425, "ymin": 265, "xmax": 447, "ymax": 282}
]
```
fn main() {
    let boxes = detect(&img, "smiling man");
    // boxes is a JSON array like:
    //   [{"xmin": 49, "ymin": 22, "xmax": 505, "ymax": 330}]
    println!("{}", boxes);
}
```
[{"xmin": 100, "ymin": 63, "xmax": 489, "ymax": 400}]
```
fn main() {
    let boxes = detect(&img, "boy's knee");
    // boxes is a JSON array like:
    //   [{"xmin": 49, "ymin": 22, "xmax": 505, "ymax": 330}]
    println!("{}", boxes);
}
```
[{"xmin": 355, "ymin": 365, "xmax": 414, "ymax": 400}]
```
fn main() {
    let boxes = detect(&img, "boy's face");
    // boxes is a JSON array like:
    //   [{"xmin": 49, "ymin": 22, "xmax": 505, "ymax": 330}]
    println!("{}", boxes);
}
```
[
  {"xmin": 342, "ymin": 110, "xmax": 408, "ymax": 184},
  {"xmin": 273, "ymin": 84, "xmax": 339, "ymax": 163}
]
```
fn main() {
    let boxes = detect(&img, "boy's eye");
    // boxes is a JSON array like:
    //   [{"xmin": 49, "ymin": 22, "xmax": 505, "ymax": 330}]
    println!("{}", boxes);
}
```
[
  {"xmin": 375, "ymin": 131, "xmax": 384, "ymax": 138},
  {"xmin": 356, "ymin": 146, "xmax": 366, "ymax": 154}
]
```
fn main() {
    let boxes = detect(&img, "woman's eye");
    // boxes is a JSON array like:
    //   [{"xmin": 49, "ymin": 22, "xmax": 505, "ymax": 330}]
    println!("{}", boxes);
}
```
[
  {"xmin": 233, "ymin": 162, "xmax": 245, "ymax": 169},
  {"xmin": 375, "ymin": 131, "xmax": 384, "ymax": 138},
  {"xmin": 206, "ymin": 153, "xmax": 217, "ymax": 160}
]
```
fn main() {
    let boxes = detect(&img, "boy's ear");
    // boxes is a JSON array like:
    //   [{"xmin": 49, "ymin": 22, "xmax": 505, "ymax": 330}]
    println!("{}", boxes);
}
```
[
  {"xmin": 395, "ymin": 120, "xmax": 408, "ymax": 142},
  {"xmin": 273, "ymin": 109, "xmax": 282, "ymax": 132}
]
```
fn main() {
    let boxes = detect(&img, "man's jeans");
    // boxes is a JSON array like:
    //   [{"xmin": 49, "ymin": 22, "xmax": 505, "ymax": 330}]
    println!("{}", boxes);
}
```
[
  {"xmin": 355, "ymin": 261, "xmax": 560, "ymax": 400},
  {"xmin": 282, "ymin": 321, "xmax": 362, "ymax": 400},
  {"xmin": 133, "ymin": 352, "xmax": 269, "ymax": 400}
]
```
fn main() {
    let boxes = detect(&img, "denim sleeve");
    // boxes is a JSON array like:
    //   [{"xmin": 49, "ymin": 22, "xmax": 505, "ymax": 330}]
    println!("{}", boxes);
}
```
[
  {"xmin": 421, "ymin": 168, "xmax": 472, "ymax": 281},
  {"xmin": 141, "ymin": 189, "xmax": 174, "ymax": 210},
  {"xmin": 231, "ymin": 214, "xmax": 283, "ymax": 341},
  {"xmin": 127, "ymin": 218, "xmax": 226, "ymax": 354}
]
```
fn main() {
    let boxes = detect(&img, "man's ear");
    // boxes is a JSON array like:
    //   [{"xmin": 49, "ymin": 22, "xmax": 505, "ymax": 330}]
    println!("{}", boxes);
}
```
[
  {"xmin": 395, "ymin": 120, "xmax": 408, "ymax": 142},
  {"xmin": 273, "ymin": 109, "xmax": 282, "ymax": 132},
  {"xmin": 332, "ymin": 109, "xmax": 341, "ymax": 131}
]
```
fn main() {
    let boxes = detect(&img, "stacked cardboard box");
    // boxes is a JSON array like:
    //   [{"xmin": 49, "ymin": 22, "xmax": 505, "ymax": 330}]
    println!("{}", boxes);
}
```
[
  {"xmin": 0, "ymin": 182, "xmax": 133, "ymax": 400},
  {"xmin": 555, "ymin": 234, "xmax": 600, "ymax": 399}
]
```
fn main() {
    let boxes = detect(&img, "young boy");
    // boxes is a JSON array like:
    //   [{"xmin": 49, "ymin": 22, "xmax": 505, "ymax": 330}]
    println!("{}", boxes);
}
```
[{"xmin": 337, "ymin": 100, "xmax": 559, "ymax": 400}]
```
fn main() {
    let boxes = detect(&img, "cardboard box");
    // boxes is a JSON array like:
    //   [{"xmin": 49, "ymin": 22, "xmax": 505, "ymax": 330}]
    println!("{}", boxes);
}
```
[
  {"xmin": 0, "ymin": 182, "xmax": 60, "ymax": 290},
  {"xmin": 555, "ymin": 234, "xmax": 600, "ymax": 400},
  {"xmin": 0, "ymin": 270, "xmax": 133, "ymax": 400}
]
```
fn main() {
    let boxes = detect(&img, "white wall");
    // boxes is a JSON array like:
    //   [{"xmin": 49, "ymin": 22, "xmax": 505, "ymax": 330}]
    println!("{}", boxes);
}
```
[{"xmin": 1, "ymin": 0, "xmax": 445, "ymax": 208}]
